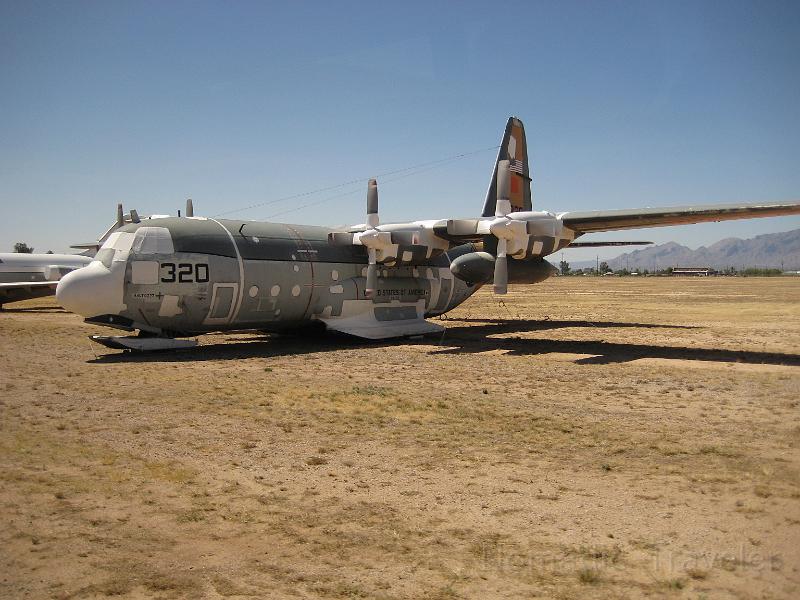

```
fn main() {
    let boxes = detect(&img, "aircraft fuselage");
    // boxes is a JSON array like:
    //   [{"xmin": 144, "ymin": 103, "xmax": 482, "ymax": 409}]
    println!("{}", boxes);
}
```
[{"xmin": 56, "ymin": 217, "xmax": 498, "ymax": 338}]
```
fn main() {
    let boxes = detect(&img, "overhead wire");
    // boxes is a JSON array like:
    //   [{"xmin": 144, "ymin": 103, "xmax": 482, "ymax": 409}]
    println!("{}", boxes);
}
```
[
  {"xmin": 212, "ymin": 144, "xmax": 500, "ymax": 219},
  {"xmin": 264, "ymin": 152, "xmax": 490, "ymax": 219}
]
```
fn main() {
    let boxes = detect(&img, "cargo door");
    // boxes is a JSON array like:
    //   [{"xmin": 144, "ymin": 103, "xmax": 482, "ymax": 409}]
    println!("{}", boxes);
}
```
[{"xmin": 204, "ymin": 283, "xmax": 238, "ymax": 324}]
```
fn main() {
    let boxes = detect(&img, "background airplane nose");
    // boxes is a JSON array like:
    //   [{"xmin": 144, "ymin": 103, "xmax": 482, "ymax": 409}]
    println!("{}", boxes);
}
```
[{"xmin": 56, "ymin": 262, "xmax": 124, "ymax": 317}]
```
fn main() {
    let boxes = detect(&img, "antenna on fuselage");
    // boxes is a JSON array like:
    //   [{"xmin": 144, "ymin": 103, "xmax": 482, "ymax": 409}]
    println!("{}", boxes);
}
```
[
  {"xmin": 116, "ymin": 203, "xmax": 124, "ymax": 228},
  {"xmin": 186, "ymin": 198, "xmax": 194, "ymax": 217}
]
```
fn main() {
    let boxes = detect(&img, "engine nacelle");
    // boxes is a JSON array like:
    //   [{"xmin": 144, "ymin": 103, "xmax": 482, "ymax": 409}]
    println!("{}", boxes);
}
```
[
  {"xmin": 450, "ymin": 252, "xmax": 557, "ymax": 285},
  {"xmin": 508, "ymin": 257, "xmax": 558, "ymax": 284},
  {"xmin": 449, "ymin": 252, "xmax": 495, "ymax": 284}
]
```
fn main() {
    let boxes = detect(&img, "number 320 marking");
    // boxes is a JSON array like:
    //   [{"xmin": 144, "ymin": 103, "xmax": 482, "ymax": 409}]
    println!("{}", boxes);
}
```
[{"xmin": 160, "ymin": 263, "xmax": 209, "ymax": 283}]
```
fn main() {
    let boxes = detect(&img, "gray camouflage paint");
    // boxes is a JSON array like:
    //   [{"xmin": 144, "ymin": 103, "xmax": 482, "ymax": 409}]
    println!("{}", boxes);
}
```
[{"xmin": 109, "ymin": 218, "xmax": 485, "ymax": 336}]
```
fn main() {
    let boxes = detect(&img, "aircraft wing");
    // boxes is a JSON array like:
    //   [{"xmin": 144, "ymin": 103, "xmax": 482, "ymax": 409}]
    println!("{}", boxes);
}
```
[
  {"xmin": 560, "ymin": 201, "xmax": 800, "ymax": 234},
  {"xmin": 567, "ymin": 241, "xmax": 652, "ymax": 248},
  {"xmin": 0, "ymin": 280, "xmax": 58, "ymax": 305},
  {"xmin": 0, "ymin": 281, "xmax": 58, "ymax": 291}
]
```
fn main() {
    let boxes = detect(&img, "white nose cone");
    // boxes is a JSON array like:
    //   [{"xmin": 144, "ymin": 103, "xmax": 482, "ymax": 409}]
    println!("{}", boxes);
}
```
[{"xmin": 56, "ymin": 262, "xmax": 124, "ymax": 317}]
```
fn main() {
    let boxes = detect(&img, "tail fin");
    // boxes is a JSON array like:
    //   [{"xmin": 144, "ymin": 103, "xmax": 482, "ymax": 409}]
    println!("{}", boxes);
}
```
[{"xmin": 481, "ymin": 116, "xmax": 532, "ymax": 217}]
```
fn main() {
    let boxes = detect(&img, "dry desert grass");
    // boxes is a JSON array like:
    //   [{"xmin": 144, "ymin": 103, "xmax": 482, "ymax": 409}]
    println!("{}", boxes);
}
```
[{"xmin": 1, "ymin": 276, "xmax": 799, "ymax": 599}]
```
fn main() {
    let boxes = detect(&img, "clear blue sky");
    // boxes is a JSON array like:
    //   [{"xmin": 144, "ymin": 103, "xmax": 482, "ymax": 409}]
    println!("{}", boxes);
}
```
[{"xmin": 1, "ymin": 0, "xmax": 798, "ymax": 259}]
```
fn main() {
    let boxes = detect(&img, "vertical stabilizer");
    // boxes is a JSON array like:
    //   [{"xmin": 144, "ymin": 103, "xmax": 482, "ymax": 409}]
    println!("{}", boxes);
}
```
[{"xmin": 481, "ymin": 117, "xmax": 531, "ymax": 217}]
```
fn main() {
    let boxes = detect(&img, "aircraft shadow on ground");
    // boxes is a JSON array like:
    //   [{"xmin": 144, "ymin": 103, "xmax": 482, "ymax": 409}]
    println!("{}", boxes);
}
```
[
  {"xmin": 1, "ymin": 306, "xmax": 68, "ymax": 314},
  {"xmin": 439, "ymin": 317, "xmax": 699, "ymax": 331},
  {"xmin": 88, "ymin": 318, "xmax": 800, "ymax": 367},
  {"xmin": 427, "ymin": 319, "xmax": 799, "ymax": 366}
]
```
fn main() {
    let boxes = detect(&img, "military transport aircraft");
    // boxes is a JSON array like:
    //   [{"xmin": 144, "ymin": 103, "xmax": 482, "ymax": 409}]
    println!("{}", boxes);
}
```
[{"xmin": 55, "ymin": 117, "xmax": 800, "ymax": 351}]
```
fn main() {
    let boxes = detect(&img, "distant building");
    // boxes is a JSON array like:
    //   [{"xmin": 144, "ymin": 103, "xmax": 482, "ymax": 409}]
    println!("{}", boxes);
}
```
[{"xmin": 672, "ymin": 267, "xmax": 713, "ymax": 276}]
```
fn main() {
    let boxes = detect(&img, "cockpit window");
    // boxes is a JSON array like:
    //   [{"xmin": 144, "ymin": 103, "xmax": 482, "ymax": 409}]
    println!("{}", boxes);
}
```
[
  {"xmin": 132, "ymin": 227, "xmax": 174, "ymax": 254},
  {"xmin": 95, "ymin": 231, "xmax": 136, "ymax": 267},
  {"xmin": 100, "ymin": 232, "xmax": 135, "ymax": 252}
]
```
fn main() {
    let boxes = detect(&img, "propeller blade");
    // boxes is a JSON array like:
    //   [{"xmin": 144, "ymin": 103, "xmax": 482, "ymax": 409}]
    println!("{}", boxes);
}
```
[
  {"xmin": 493, "ymin": 238, "xmax": 508, "ymax": 294},
  {"xmin": 493, "ymin": 256, "xmax": 508, "ymax": 294},
  {"xmin": 366, "ymin": 179, "xmax": 379, "ymax": 228},
  {"xmin": 495, "ymin": 160, "xmax": 511, "ymax": 217},
  {"xmin": 130, "ymin": 209, "xmax": 140, "ymax": 224},
  {"xmin": 186, "ymin": 198, "xmax": 194, "ymax": 217},
  {"xmin": 366, "ymin": 249, "xmax": 378, "ymax": 297},
  {"xmin": 116, "ymin": 203, "xmax": 124, "ymax": 227}
]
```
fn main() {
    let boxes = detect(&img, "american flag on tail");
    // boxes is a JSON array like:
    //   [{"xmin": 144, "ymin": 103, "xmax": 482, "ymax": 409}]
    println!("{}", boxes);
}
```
[{"xmin": 509, "ymin": 159, "xmax": 524, "ymax": 174}]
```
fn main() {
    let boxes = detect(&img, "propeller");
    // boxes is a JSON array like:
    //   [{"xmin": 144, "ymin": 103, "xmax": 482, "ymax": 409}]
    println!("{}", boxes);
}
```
[
  {"xmin": 351, "ymin": 179, "xmax": 395, "ymax": 298},
  {"xmin": 116, "ymin": 203, "xmax": 124, "ymax": 228},
  {"xmin": 492, "ymin": 160, "xmax": 512, "ymax": 294},
  {"xmin": 487, "ymin": 160, "xmax": 531, "ymax": 294},
  {"xmin": 365, "ymin": 179, "xmax": 379, "ymax": 297},
  {"xmin": 327, "ymin": 179, "xmax": 395, "ymax": 297}
]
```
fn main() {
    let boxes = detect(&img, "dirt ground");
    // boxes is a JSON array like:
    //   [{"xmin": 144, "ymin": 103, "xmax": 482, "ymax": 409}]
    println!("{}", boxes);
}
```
[{"xmin": 1, "ymin": 277, "xmax": 799, "ymax": 599}]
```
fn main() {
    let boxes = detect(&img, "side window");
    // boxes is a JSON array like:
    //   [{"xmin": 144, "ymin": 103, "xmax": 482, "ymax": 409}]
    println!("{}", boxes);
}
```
[{"xmin": 96, "ymin": 248, "xmax": 115, "ymax": 268}]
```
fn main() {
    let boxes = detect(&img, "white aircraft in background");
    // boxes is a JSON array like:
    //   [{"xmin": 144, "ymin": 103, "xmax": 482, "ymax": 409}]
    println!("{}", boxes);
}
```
[
  {"xmin": 0, "ymin": 204, "xmax": 154, "ymax": 309},
  {"xmin": 0, "ymin": 253, "xmax": 92, "ymax": 308}
]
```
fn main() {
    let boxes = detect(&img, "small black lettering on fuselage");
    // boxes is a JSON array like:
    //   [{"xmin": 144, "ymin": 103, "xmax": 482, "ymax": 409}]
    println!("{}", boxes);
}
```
[
  {"xmin": 375, "ymin": 289, "xmax": 427, "ymax": 297},
  {"xmin": 160, "ymin": 263, "xmax": 209, "ymax": 283},
  {"xmin": 133, "ymin": 292, "xmax": 164, "ymax": 300}
]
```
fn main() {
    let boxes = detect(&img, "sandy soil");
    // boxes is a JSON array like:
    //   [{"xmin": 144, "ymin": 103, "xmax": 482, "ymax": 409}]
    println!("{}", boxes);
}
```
[{"xmin": 1, "ymin": 277, "xmax": 799, "ymax": 599}]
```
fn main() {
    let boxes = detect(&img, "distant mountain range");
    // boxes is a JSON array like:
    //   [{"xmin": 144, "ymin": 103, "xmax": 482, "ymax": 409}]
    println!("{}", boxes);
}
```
[{"xmin": 572, "ymin": 229, "xmax": 800, "ymax": 271}]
